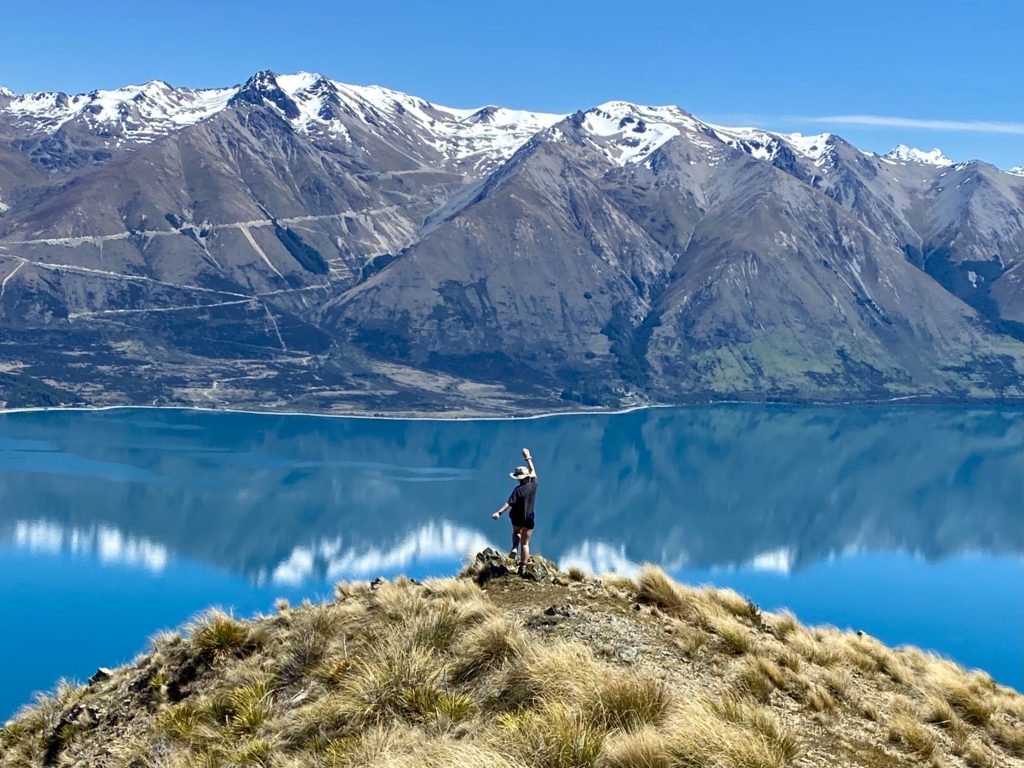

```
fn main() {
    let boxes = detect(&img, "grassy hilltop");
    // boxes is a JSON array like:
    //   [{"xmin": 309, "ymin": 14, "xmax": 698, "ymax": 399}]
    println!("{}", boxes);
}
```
[{"xmin": 1, "ymin": 552, "xmax": 1022, "ymax": 768}]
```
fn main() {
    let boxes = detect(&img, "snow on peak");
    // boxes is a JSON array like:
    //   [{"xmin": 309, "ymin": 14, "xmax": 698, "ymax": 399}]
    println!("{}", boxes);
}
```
[
  {"xmin": 578, "ymin": 101, "xmax": 698, "ymax": 166},
  {"xmin": 782, "ymin": 132, "xmax": 835, "ymax": 163},
  {"xmin": 884, "ymin": 145, "xmax": 953, "ymax": 166},
  {"xmin": 709, "ymin": 124, "xmax": 838, "ymax": 167},
  {"xmin": 268, "ymin": 73, "xmax": 562, "ymax": 167},
  {"xmin": 0, "ymin": 86, "xmax": 12, "ymax": 98},
  {"xmin": 1007, "ymin": 166, "xmax": 1024, "ymax": 177},
  {"xmin": 3, "ymin": 79, "xmax": 235, "ymax": 141}
]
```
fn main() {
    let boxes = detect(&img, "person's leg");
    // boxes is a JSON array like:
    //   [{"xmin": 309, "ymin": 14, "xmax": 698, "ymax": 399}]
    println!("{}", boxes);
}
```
[
  {"xmin": 519, "ymin": 527, "xmax": 533, "ymax": 565},
  {"xmin": 509, "ymin": 527, "xmax": 521, "ymax": 559}
]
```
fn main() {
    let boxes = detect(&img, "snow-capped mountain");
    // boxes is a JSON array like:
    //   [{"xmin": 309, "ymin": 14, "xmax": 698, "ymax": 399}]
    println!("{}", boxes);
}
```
[
  {"xmin": 0, "ymin": 70, "xmax": 1022, "ymax": 413},
  {"xmin": 2, "ymin": 80, "xmax": 235, "ymax": 143},
  {"xmin": 0, "ymin": 72, "xmax": 562, "ymax": 173},
  {"xmin": 883, "ymin": 144, "xmax": 953, "ymax": 166}
]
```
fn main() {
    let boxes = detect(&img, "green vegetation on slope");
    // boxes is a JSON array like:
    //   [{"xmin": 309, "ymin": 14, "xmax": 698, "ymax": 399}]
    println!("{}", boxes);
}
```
[{"xmin": 1, "ymin": 555, "xmax": 1021, "ymax": 767}]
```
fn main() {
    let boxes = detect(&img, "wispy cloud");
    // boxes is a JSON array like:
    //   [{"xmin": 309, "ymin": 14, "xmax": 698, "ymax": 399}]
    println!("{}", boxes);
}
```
[{"xmin": 800, "ymin": 114, "xmax": 1024, "ymax": 135}]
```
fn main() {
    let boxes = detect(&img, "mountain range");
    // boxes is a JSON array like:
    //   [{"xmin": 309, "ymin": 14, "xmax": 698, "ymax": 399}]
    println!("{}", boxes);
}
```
[{"xmin": 1, "ymin": 71, "xmax": 1022, "ymax": 412}]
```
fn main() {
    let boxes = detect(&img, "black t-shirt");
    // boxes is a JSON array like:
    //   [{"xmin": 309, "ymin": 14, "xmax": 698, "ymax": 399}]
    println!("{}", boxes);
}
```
[{"xmin": 507, "ymin": 476, "xmax": 537, "ymax": 520}]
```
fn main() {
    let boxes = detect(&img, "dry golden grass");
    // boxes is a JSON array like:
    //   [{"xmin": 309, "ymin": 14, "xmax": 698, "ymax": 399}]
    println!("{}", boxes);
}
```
[
  {"xmin": 593, "ymin": 673, "xmax": 674, "ymax": 732},
  {"xmin": 670, "ymin": 695, "xmax": 802, "ymax": 768},
  {"xmin": 599, "ymin": 726, "xmax": 673, "ymax": 768},
  {"xmin": 768, "ymin": 609, "xmax": 800, "ymax": 641},
  {"xmin": 636, "ymin": 565, "xmax": 692, "ymax": 618},
  {"xmin": 888, "ymin": 711, "xmax": 937, "ymax": 758},
  {"xmin": 4, "ymin": 562, "xmax": 1022, "ymax": 768},
  {"xmin": 452, "ymin": 615, "xmax": 529, "ymax": 682},
  {"xmin": 738, "ymin": 656, "xmax": 789, "ymax": 701},
  {"xmin": 704, "ymin": 612, "xmax": 757, "ymax": 655}
]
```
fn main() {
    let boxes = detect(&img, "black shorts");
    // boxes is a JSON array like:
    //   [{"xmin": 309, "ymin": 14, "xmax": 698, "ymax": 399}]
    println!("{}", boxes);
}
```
[{"xmin": 509, "ymin": 512, "xmax": 535, "ymax": 530}]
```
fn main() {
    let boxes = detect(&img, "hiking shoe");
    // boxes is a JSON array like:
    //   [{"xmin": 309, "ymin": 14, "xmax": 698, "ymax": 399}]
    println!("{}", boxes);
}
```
[
  {"xmin": 517, "ymin": 561, "xmax": 527, "ymax": 577},
  {"xmin": 507, "ymin": 549, "xmax": 518, "ymax": 562}
]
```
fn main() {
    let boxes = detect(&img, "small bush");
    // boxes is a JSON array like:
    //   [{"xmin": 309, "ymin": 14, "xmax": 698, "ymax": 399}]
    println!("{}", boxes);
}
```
[{"xmin": 567, "ymin": 566, "xmax": 587, "ymax": 582}]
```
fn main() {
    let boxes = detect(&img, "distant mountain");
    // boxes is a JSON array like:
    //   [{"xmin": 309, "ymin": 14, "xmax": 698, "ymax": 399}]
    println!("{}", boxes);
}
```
[{"xmin": 0, "ymin": 72, "xmax": 1022, "ymax": 412}]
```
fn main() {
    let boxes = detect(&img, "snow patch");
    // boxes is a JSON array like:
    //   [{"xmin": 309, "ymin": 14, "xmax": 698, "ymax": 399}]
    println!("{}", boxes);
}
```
[
  {"xmin": 884, "ymin": 145, "xmax": 952, "ymax": 166},
  {"xmin": 577, "ymin": 101, "xmax": 696, "ymax": 166},
  {"xmin": 1007, "ymin": 166, "xmax": 1024, "ymax": 177},
  {"xmin": 3, "ymin": 80, "xmax": 234, "ymax": 141}
]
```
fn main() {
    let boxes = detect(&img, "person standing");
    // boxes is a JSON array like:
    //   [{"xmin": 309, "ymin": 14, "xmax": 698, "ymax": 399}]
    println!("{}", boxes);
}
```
[{"xmin": 491, "ymin": 448, "xmax": 538, "ymax": 575}]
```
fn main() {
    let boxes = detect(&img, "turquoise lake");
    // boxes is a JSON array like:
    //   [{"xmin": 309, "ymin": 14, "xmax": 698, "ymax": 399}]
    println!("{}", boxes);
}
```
[{"xmin": 1, "ymin": 405, "xmax": 1022, "ymax": 718}]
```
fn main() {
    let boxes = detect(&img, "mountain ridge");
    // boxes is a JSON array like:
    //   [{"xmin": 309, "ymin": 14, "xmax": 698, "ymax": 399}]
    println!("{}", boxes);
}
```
[{"xmin": 0, "ymin": 70, "xmax": 1022, "ymax": 412}]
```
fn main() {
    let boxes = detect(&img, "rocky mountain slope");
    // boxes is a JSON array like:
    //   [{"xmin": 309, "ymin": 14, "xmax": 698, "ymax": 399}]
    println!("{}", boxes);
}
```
[
  {"xmin": 0, "ymin": 72, "xmax": 1022, "ymax": 411},
  {"xmin": 1, "ymin": 558, "xmax": 1022, "ymax": 767}
]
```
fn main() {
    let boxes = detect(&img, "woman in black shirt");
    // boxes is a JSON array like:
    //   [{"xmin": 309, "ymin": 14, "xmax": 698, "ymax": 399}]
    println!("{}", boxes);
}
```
[{"xmin": 491, "ymin": 448, "xmax": 538, "ymax": 574}]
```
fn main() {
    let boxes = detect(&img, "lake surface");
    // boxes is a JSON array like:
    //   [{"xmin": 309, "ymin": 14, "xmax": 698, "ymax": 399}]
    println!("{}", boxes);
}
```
[{"xmin": 1, "ymin": 405, "xmax": 1022, "ymax": 718}]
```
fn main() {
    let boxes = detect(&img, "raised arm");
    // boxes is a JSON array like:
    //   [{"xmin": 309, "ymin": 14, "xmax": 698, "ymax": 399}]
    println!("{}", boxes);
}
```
[{"xmin": 523, "ymin": 448, "xmax": 537, "ymax": 479}]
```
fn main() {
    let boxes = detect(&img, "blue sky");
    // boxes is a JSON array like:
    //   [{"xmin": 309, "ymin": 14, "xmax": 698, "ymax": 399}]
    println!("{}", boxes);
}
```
[{"xmin": 2, "ymin": 0, "xmax": 1021, "ymax": 168}]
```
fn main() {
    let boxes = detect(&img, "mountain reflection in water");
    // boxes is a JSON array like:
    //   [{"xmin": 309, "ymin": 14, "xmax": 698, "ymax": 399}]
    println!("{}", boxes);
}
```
[
  {"xmin": 0, "ymin": 405, "xmax": 1021, "ymax": 712},
  {"xmin": 1, "ymin": 406, "xmax": 1021, "ymax": 581}
]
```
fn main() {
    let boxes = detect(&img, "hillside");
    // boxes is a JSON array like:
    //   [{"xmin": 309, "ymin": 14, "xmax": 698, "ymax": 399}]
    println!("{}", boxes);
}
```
[
  {"xmin": 2, "ymin": 551, "xmax": 1021, "ymax": 767},
  {"xmin": 1, "ymin": 72, "xmax": 1024, "ymax": 412}
]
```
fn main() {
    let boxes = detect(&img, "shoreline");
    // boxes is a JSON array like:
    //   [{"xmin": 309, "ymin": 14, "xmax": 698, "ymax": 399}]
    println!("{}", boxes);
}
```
[{"xmin": 2, "ymin": 395, "xmax": 1024, "ymax": 423}]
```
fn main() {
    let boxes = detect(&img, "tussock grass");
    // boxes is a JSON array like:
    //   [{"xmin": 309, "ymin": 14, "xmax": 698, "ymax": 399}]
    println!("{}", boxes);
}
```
[
  {"xmin": 593, "ymin": 673, "xmax": 673, "ymax": 731},
  {"xmin": 670, "ymin": 696, "xmax": 801, "ymax": 768},
  {"xmin": 821, "ymin": 668, "xmax": 852, "ymax": 701},
  {"xmin": 990, "ymin": 719, "xmax": 1024, "ymax": 757},
  {"xmin": 501, "ymin": 641, "xmax": 600, "ymax": 708},
  {"xmin": 189, "ymin": 609, "xmax": 258, "ymax": 661},
  {"xmin": 421, "ymin": 576, "xmax": 484, "ymax": 602},
  {"xmin": 860, "ymin": 700, "xmax": 881, "ymax": 721},
  {"xmin": 888, "ymin": 711, "xmax": 937, "ymax": 758},
  {"xmin": 738, "ymin": 656, "xmax": 789, "ymax": 701},
  {"xmin": 672, "ymin": 625, "xmax": 710, "ymax": 657},
  {"xmin": 567, "ymin": 566, "xmax": 587, "ymax": 582},
  {"xmin": 336, "ymin": 634, "xmax": 441, "ymax": 726},
  {"xmin": 636, "ymin": 566, "xmax": 692, "ymax": 618},
  {"xmin": 956, "ymin": 736, "xmax": 999, "ymax": 767},
  {"xmin": 601, "ymin": 574, "xmax": 638, "ymax": 596},
  {"xmin": 495, "ymin": 702, "xmax": 606, "ymax": 768},
  {"xmin": 943, "ymin": 681, "xmax": 995, "ymax": 726},
  {"xmin": 599, "ymin": 727, "xmax": 672, "ymax": 768},
  {"xmin": 705, "ymin": 612, "xmax": 756, "ymax": 655},
  {"xmin": 768, "ymin": 609, "xmax": 800, "ymax": 641},
  {"xmin": 4, "ymin": 559, "xmax": 1021, "ymax": 768},
  {"xmin": 803, "ymin": 682, "xmax": 837, "ymax": 713},
  {"xmin": 453, "ymin": 615, "xmax": 528, "ymax": 682}
]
